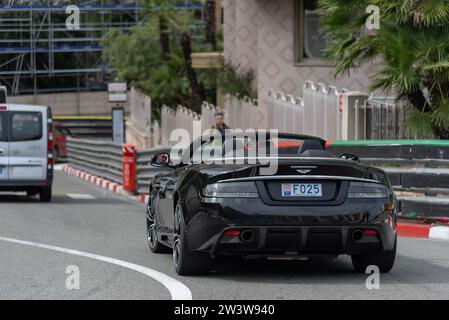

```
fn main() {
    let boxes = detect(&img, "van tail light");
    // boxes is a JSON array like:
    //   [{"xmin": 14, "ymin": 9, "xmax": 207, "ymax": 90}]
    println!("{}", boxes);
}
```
[{"xmin": 47, "ymin": 117, "xmax": 53, "ymax": 170}]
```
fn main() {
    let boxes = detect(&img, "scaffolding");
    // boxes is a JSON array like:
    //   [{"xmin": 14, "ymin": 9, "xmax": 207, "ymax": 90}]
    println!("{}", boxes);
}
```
[{"xmin": 0, "ymin": 0, "xmax": 204, "ymax": 95}]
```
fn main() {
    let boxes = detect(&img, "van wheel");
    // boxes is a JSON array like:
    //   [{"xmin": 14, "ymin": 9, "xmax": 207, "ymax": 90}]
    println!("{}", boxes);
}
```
[
  {"xmin": 26, "ymin": 190, "xmax": 39, "ymax": 197},
  {"xmin": 39, "ymin": 187, "xmax": 52, "ymax": 202}
]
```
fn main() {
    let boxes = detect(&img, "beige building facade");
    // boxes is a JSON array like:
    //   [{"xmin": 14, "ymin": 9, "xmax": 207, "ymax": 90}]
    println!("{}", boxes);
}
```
[{"xmin": 223, "ymin": 0, "xmax": 375, "ymax": 102}]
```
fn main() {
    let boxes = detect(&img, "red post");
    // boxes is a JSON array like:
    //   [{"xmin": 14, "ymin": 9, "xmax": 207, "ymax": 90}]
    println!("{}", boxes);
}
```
[{"xmin": 122, "ymin": 144, "xmax": 136, "ymax": 193}]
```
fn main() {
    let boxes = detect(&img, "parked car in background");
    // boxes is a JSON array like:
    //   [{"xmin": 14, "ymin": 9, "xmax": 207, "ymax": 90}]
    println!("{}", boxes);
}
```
[
  {"xmin": 53, "ymin": 124, "xmax": 73, "ymax": 163},
  {"xmin": 0, "ymin": 104, "xmax": 53, "ymax": 202}
]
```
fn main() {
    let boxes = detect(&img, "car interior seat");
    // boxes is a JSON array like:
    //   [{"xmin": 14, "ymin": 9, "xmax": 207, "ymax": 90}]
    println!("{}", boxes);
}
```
[{"xmin": 299, "ymin": 139, "xmax": 335, "ymax": 158}]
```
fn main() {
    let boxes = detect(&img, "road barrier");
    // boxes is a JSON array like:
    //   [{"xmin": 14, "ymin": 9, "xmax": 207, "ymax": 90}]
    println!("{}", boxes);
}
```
[
  {"xmin": 123, "ymin": 145, "xmax": 137, "ymax": 192},
  {"xmin": 328, "ymin": 140, "xmax": 449, "ymax": 219},
  {"xmin": 135, "ymin": 147, "xmax": 172, "ymax": 194},
  {"xmin": 67, "ymin": 137, "xmax": 171, "ymax": 194},
  {"xmin": 68, "ymin": 137, "xmax": 447, "ymax": 219},
  {"xmin": 67, "ymin": 137, "xmax": 124, "ymax": 184}
]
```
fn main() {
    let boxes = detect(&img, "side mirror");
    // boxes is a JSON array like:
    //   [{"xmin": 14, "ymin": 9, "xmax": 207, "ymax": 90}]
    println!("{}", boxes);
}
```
[
  {"xmin": 340, "ymin": 153, "xmax": 360, "ymax": 162},
  {"xmin": 151, "ymin": 152, "xmax": 171, "ymax": 168}
]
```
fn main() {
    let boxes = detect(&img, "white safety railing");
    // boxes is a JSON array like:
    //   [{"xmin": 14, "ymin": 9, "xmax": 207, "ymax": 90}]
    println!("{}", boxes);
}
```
[
  {"xmin": 201, "ymin": 102, "xmax": 217, "ymax": 131},
  {"xmin": 129, "ymin": 87, "xmax": 152, "ymax": 133},
  {"xmin": 160, "ymin": 105, "xmax": 203, "ymax": 145},
  {"xmin": 160, "ymin": 106, "xmax": 177, "ymax": 145},
  {"xmin": 224, "ymin": 94, "xmax": 262, "ymax": 130},
  {"xmin": 267, "ymin": 91, "xmax": 305, "ymax": 134},
  {"xmin": 266, "ymin": 83, "xmax": 346, "ymax": 140},
  {"xmin": 155, "ymin": 81, "xmax": 406, "ymax": 145}
]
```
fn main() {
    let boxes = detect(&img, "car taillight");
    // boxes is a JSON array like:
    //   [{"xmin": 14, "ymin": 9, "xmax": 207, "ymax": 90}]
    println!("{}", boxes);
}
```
[
  {"xmin": 203, "ymin": 182, "xmax": 259, "ymax": 198},
  {"xmin": 347, "ymin": 182, "xmax": 388, "ymax": 199},
  {"xmin": 47, "ymin": 118, "xmax": 53, "ymax": 170}
]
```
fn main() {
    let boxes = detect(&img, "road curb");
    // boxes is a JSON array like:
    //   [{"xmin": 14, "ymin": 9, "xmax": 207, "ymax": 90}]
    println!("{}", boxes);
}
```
[
  {"xmin": 63, "ymin": 165, "xmax": 150, "ymax": 204},
  {"xmin": 63, "ymin": 165, "xmax": 449, "ymax": 241},
  {"xmin": 63, "ymin": 165, "xmax": 151, "ymax": 204},
  {"xmin": 63, "ymin": 165, "xmax": 123, "ymax": 194},
  {"xmin": 397, "ymin": 222, "xmax": 449, "ymax": 241}
]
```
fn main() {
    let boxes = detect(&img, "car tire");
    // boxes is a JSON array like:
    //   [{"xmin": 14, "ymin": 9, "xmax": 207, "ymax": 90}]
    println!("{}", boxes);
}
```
[
  {"xmin": 146, "ymin": 194, "xmax": 171, "ymax": 254},
  {"xmin": 26, "ymin": 190, "xmax": 39, "ymax": 197},
  {"xmin": 39, "ymin": 186, "xmax": 52, "ymax": 202},
  {"xmin": 173, "ymin": 203, "xmax": 212, "ymax": 276},
  {"xmin": 351, "ymin": 236, "xmax": 397, "ymax": 274}
]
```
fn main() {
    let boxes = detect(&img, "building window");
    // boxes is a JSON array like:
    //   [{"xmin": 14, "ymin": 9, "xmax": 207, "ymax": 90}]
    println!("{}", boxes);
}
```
[{"xmin": 294, "ymin": 0, "xmax": 326, "ymax": 63}]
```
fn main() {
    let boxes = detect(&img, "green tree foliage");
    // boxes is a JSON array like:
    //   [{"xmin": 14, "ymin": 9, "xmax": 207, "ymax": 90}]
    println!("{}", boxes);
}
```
[
  {"xmin": 102, "ymin": 0, "xmax": 216, "ymax": 119},
  {"xmin": 218, "ymin": 61, "xmax": 257, "ymax": 100},
  {"xmin": 319, "ymin": 0, "xmax": 449, "ymax": 138}
]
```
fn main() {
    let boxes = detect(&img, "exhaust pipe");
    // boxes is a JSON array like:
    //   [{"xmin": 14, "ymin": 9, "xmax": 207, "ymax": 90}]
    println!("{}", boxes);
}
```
[
  {"xmin": 240, "ymin": 229, "xmax": 255, "ymax": 243},
  {"xmin": 351, "ymin": 229, "xmax": 364, "ymax": 242}
]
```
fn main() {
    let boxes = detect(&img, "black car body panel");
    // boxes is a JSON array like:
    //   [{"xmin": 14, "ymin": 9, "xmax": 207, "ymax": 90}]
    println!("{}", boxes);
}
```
[{"xmin": 149, "ymin": 134, "xmax": 398, "ymax": 260}]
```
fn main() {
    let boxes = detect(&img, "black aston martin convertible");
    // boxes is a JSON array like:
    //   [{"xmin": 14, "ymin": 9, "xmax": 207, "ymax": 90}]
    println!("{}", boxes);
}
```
[{"xmin": 146, "ymin": 133, "xmax": 398, "ymax": 276}]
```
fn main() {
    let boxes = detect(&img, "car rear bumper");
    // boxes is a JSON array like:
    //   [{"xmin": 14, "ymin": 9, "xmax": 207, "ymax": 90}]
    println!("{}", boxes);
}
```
[
  {"xmin": 208, "ymin": 225, "xmax": 391, "ymax": 258},
  {"xmin": 0, "ymin": 180, "xmax": 52, "ymax": 191},
  {"xmin": 183, "ymin": 197, "xmax": 397, "ymax": 257}
]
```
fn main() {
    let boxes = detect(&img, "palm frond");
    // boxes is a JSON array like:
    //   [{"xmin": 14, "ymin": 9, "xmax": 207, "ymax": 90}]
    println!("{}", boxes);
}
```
[
  {"xmin": 417, "ymin": 0, "xmax": 449, "ymax": 26},
  {"xmin": 431, "ymin": 99, "xmax": 449, "ymax": 128},
  {"xmin": 406, "ymin": 108, "xmax": 436, "ymax": 139}
]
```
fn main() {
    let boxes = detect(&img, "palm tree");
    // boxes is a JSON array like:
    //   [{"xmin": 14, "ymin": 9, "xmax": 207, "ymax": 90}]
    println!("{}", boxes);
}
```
[
  {"xmin": 171, "ymin": 12, "xmax": 207, "ymax": 112},
  {"xmin": 319, "ymin": 0, "xmax": 449, "ymax": 138},
  {"xmin": 142, "ymin": 0, "xmax": 171, "ymax": 60},
  {"xmin": 140, "ymin": 0, "xmax": 206, "ymax": 112},
  {"xmin": 205, "ymin": 0, "xmax": 217, "ymax": 50}
]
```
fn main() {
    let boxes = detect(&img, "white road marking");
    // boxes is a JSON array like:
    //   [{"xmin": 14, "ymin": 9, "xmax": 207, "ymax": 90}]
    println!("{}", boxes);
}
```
[
  {"xmin": 0, "ymin": 236, "xmax": 192, "ymax": 300},
  {"xmin": 67, "ymin": 194, "xmax": 96, "ymax": 200}
]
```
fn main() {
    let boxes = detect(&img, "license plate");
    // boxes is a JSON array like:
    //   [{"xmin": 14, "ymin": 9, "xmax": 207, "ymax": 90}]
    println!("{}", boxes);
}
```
[{"xmin": 281, "ymin": 183, "xmax": 323, "ymax": 197}]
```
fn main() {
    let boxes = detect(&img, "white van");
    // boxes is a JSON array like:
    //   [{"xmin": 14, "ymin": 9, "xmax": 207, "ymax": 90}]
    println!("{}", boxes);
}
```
[{"xmin": 0, "ymin": 104, "xmax": 53, "ymax": 202}]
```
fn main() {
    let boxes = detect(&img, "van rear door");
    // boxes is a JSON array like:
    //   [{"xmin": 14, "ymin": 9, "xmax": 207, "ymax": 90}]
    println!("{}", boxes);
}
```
[
  {"xmin": 0, "ymin": 109, "xmax": 8, "ymax": 180},
  {"xmin": 7, "ymin": 108, "xmax": 47, "ymax": 181}
]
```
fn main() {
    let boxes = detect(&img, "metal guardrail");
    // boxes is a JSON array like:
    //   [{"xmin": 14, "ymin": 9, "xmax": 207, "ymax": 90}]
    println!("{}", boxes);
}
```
[
  {"xmin": 67, "ymin": 138, "xmax": 173, "ymax": 194},
  {"xmin": 328, "ymin": 143, "xmax": 449, "ymax": 218},
  {"xmin": 136, "ymin": 146, "xmax": 172, "ymax": 194},
  {"xmin": 67, "ymin": 137, "xmax": 123, "ymax": 184}
]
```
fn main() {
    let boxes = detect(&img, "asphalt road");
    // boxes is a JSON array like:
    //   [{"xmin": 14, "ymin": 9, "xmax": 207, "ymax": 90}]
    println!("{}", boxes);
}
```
[{"xmin": 0, "ymin": 170, "xmax": 448, "ymax": 300}]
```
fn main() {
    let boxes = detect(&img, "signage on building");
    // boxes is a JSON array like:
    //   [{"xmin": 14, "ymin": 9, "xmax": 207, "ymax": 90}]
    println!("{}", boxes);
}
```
[{"xmin": 108, "ymin": 82, "xmax": 128, "ymax": 103}]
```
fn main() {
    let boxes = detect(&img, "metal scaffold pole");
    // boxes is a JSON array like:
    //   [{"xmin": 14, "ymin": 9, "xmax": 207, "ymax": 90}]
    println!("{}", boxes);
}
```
[{"xmin": 0, "ymin": 0, "xmax": 142, "ymax": 95}]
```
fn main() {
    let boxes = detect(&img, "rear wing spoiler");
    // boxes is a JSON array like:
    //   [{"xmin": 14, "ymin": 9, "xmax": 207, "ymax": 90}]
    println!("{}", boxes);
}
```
[{"xmin": 0, "ymin": 86, "xmax": 7, "ymax": 103}]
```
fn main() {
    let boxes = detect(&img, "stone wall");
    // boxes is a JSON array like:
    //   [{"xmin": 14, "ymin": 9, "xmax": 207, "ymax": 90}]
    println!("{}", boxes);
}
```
[
  {"xmin": 8, "ymin": 91, "xmax": 129, "ymax": 116},
  {"xmin": 223, "ymin": 0, "xmax": 375, "ymax": 106}
]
